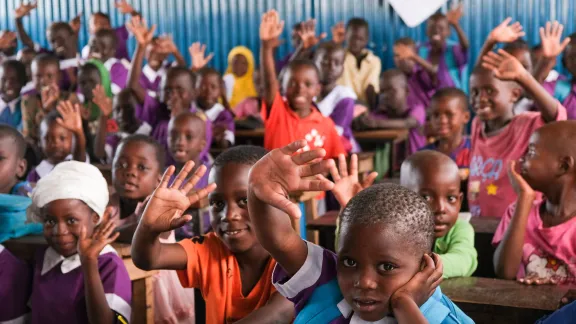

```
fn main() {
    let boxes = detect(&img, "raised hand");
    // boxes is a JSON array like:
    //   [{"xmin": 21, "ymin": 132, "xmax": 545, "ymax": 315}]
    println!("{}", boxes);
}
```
[
  {"xmin": 92, "ymin": 85, "xmax": 112, "ymax": 117},
  {"xmin": 249, "ymin": 140, "xmax": 335, "ymax": 219},
  {"xmin": 115, "ymin": 0, "xmax": 135, "ymax": 15},
  {"xmin": 331, "ymin": 21, "xmax": 345, "ymax": 44},
  {"xmin": 69, "ymin": 12, "xmax": 82, "ymax": 34},
  {"xmin": 297, "ymin": 19, "xmax": 326, "ymax": 50},
  {"xmin": 330, "ymin": 154, "xmax": 378, "ymax": 208},
  {"xmin": 140, "ymin": 161, "xmax": 217, "ymax": 234},
  {"xmin": 539, "ymin": 21, "xmax": 571, "ymax": 59},
  {"xmin": 56, "ymin": 101, "xmax": 84, "ymax": 134},
  {"xmin": 482, "ymin": 49, "xmax": 527, "ymax": 81},
  {"xmin": 446, "ymin": 2, "xmax": 464, "ymax": 26},
  {"xmin": 488, "ymin": 18, "xmax": 525, "ymax": 44},
  {"xmin": 78, "ymin": 214, "xmax": 120, "ymax": 263},
  {"xmin": 260, "ymin": 10, "xmax": 285, "ymax": 47},
  {"xmin": 393, "ymin": 43, "xmax": 415, "ymax": 60},
  {"xmin": 15, "ymin": 2, "xmax": 37, "ymax": 19},
  {"xmin": 507, "ymin": 160, "xmax": 535, "ymax": 198},
  {"xmin": 155, "ymin": 35, "xmax": 178, "ymax": 54},
  {"xmin": 126, "ymin": 16, "xmax": 156, "ymax": 46},
  {"xmin": 0, "ymin": 32, "xmax": 17, "ymax": 50},
  {"xmin": 391, "ymin": 254, "xmax": 444, "ymax": 308},
  {"xmin": 41, "ymin": 84, "xmax": 60, "ymax": 111},
  {"xmin": 188, "ymin": 42, "xmax": 214, "ymax": 70}
]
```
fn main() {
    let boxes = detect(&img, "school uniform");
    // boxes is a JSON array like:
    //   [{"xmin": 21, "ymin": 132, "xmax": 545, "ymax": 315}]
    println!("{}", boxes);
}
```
[
  {"xmin": 421, "ymin": 136, "xmax": 472, "ymax": 174},
  {"xmin": 27, "ymin": 154, "xmax": 90, "ymax": 183},
  {"xmin": 58, "ymin": 56, "xmax": 80, "ymax": 91},
  {"xmin": 20, "ymin": 81, "xmax": 36, "ymax": 97},
  {"xmin": 81, "ymin": 26, "xmax": 131, "ymax": 62},
  {"xmin": 542, "ymin": 78, "xmax": 576, "ymax": 119},
  {"xmin": 407, "ymin": 65, "xmax": 437, "ymax": 109},
  {"xmin": 418, "ymin": 41, "xmax": 469, "ymax": 93},
  {"xmin": 104, "ymin": 122, "xmax": 152, "ymax": 164},
  {"xmin": 317, "ymin": 85, "xmax": 359, "ymax": 153},
  {"xmin": 139, "ymin": 61, "xmax": 173, "ymax": 97},
  {"xmin": 434, "ymin": 219, "xmax": 478, "ymax": 278},
  {"xmin": 337, "ymin": 49, "xmax": 382, "ymax": 103},
  {"xmin": 0, "ymin": 97, "xmax": 23, "ymax": 130},
  {"xmin": 273, "ymin": 242, "xmax": 474, "ymax": 323},
  {"xmin": 202, "ymin": 102, "xmax": 236, "ymax": 145},
  {"xmin": 29, "ymin": 245, "xmax": 131, "ymax": 323},
  {"xmin": 103, "ymin": 58, "xmax": 130, "ymax": 95},
  {"xmin": 0, "ymin": 244, "xmax": 32, "ymax": 323}
]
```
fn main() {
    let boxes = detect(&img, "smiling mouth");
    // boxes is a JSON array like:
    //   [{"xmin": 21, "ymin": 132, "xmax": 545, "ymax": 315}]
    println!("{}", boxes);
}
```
[
  {"xmin": 352, "ymin": 298, "xmax": 381, "ymax": 312},
  {"xmin": 56, "ymin": 46, "xmax": 65, "ymax": 53},
  {"xmin": 222, "ymin": 228, "xmax": 248, "ymax": 238},
  {"xmin": 432, "ymin": 35, "xmax": 442, "ymax": 41},
  {"xmin": 90, "ymin": 52, "xmax": 102, "ymax": 59},
  {"xmin": 172, "ymin": 149, "xmax": 188, "ymax": 159},
  {"xmin": 293, "ymin": 96, "xmax": 307, "ymax": 104}
]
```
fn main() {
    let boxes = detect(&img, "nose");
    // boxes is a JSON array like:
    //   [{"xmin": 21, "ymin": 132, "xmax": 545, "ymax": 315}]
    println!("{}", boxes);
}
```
[
  {"xmin": 431, "ymin": 197, "xmax": 447, "ymax": 215},
  {"xmin": 353, "ymin": 266, "xmax": 378, "ymax": 290},
  {"xmin": 53, "ymin": 222, "xmax": 68, "ymax": 235},
  {"xmin": 222, "ymin": 203, "xmax": 241, "ymax": 222}
]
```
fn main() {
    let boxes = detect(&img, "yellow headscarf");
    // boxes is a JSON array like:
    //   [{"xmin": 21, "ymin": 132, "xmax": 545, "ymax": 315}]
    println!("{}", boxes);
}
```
[{"xmin": 225, "ymin": 46, "xmax": 258, "ymax": 109}]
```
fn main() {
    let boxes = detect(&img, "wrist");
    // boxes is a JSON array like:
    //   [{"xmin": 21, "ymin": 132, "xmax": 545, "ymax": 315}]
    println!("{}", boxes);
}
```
[
  {"xmin": 80, "ymin": 255, "xmax": 99, "ymax": 267},
  {"xmin": 515, "ymin": 68, "xmax": 532, "ymax": 83},
  {"xmin": 390, "ymin": 292, "xmax": 414, "ymax": 310},
  {"xmin": 518, "ymin": 190, "xmax": 536, "ymax": 202},
  {"xmin": 262, "ymin": 40, "xmax": 279, "ymax": 49}
]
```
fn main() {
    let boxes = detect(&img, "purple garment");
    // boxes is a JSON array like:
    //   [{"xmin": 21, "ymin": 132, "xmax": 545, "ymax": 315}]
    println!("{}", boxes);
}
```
[
  {"xmin": 27, "ymin": 167, "xmax": 40, "ymax": 183},
  {"xmin": 317, "ymin": 86, "xmax": 359, "ymax": 153},
  {"xmin": 542, "ymin": 79, "xmax": 576, "ymax": 119},
  {"xmin": 114, "ymin": 26, "xmax": 130, "ymax": 62},
  {"xmin": 138, "ymin": 62, "xmax": 171, "ymax": 94},
  {"xmin": 0, "ymin": 246, "xmax": 32, "ymax": 322},
  {"xmin": 370, "ymin": 101, "xmax": 426, "ymax": 155},
  {"xmin": 107, "ymin": 60, "xmax": 129, "ymax": 92},
  {"xmin": 275, "ymin": 52, "xmax": 294, "ymax": 74},
  {"xmin": 418, "ymin": 42, "xmax": 468, "ymax": 91},
  {"xmin": 407, "ymin": 66, "xmax": 436, "ymax": 109},
  {"xmin": 201, "ymin": 103, "xmax": 236, "ymax": 145},
  {"xmin": 30, "ymin": 247, "xmax": 131, "ymax": 324}
]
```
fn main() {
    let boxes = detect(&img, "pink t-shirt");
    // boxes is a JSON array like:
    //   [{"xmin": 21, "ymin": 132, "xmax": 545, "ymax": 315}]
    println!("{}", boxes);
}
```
[
  {"xmin": 468, "ymin": 105, "xmax": 567, "ymax": 218},
  {"xmin": 492, "ymin": 200, "xmax": 576, "ymax": 283}
]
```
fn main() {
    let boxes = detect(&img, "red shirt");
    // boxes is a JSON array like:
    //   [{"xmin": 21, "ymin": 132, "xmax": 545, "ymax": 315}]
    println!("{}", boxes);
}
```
[{"xmin": 261, "ymin": 92, "xmax": 346, "ymax": 158}]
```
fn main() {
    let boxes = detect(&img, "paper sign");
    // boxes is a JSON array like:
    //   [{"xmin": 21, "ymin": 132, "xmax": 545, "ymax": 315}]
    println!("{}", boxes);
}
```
[{"xmin": 388, "ymin": 0, "xmax": 448, "ymax": 27}]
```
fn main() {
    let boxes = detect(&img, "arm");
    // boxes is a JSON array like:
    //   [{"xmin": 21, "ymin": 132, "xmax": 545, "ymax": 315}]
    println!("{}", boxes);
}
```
[
  {"xmin": 92, "ymin": 85, "xmax": 112, "ymax": 161},
  {"xmin": 446, "ymin": 3, "xmax": 469, "ymax": 50},
  {"xmin": 234, "ymin": 292, "xmax": 294, "ymax": 324},
  {"xmin": 437, "ymin": 221, "xmax": 478, "ymax": 278},
  {"xmin": 533, "ymin": 21, "xmax": 571, "ymax": 84},
  {"xmin": 390, "ymin": 295, "xmax": 429, "ymax": 324},
  {"xmin": 364, "ymin": 57, "xmax": 381, "ymax": 108},
  {"xmin": 248, "ymin": 139, "xmax": 335, "ymax": 276},
  {"xmin": 125, "ymin": 17, "xmax": 156, "ymax": 104},
  {"xmin": 412, "ymin": 55, "xmax": 438, "ymax": 76},
  {"xmin": 188, "ymin": 42, "xmax": 214, "ymax": 71},
  {"xmin": 56, "ymin": 101, "xmax": 86, "ymax": 162},
  {"xmin": 14, "ymin": 3, "xmax": 37, "ymax": 50},
  {"xmin": 493, "ymin": 161, "xmax": 535, "ymax": 279},
  {"xmin": 474, "ymin": 18, "xmax": 525, "ymax": 67},
  {"xmin": 131, "ymin": 162, "xmax": 216, "ymax": 270},
  {"xmin": 260, "ymin": 10, "xmax": 284, "ymax": 108}
]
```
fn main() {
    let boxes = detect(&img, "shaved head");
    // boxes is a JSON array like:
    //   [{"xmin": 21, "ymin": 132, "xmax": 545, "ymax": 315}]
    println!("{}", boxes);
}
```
[{"xmin": 400, "ymin": 150, "xmax": 460, "ymax": 191}]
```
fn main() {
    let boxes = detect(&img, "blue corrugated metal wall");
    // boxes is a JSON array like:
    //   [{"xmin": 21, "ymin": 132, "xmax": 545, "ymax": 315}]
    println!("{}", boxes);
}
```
[{"xmin": 2, "ymin": 0, "xmax": 576, "ymax": 73}]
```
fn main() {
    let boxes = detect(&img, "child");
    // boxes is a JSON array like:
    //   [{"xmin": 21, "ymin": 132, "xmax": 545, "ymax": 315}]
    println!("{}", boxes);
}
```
[
  {"xmin": 196, "ymin": 68, "xmax": 235, "ymax": 148},
  {"xmin": 87, "ymin": 29, "xmax": 130, "ymax": 94},
  {"xmin": 421, "ymin": 88, "xmax": 471, "ymax": 179},
  {"xmin": 260, "ymin": 10, "xmax": 346, "ymax": 158},
  {"xmin": 531, "ymin": 43, "xmax": 562, "ymax": 83},
  {"xmin": 493, "ymin": 121, "xmax": 576, "ymax": 284},
  {"xmin": 0, "ymin": 125, "xmax": 31, "ymax": 196},
  {"xmin": 234, "ymin": 69, "xmax": 264, "ymax": 120},
  {"xmin": 0, "ymin": 30, "xmax": 17, "ymax": 62},
  {"xmin": 336, "ymin": 18, "xmax": 381, "ymax": 106},
  {"xmin": 17, "ymin": 47, "xmax": 37, "ymax": 95},
  {"xmin": 419, "ymin": 5, "xmax": 469, "ymax": 93},
  {"xmin": 0, "ymin": 60, "xmax": 27, "ymax": 129},
  {"xmin": 132, "ymin": 146, "xmax": 295, "ymax": 323},
  {"xmin": 0, "ymin": 240, "xmax": 32, "ymax": 323},
  {"xmin": 401, "ymin": 150, "xmax": 478, "ymax": 278},
  {"xmin": 247, "ymin": 140, "xmax": 473, "ymax": 323},
  {"xmin": 140, "ymin": 36, "xmax": 187, "ymax": 97},
  {"xmin": 26, "ymin": 161, "xmax": 131, "ymax": 323},
  {"xmin": 393, "ymin": 37, "xmax": 438, "ymax": 108},
  {"xmin": 27, "ymin": 101, "xmax": 87, "ymax": 182},
  {"xmin": 469, "ymin": 50, "xmax": 566, "ymax": 218},
  {"xmin": 275, "ymin": 22, "xmax": 304, "ymax": 73},
  {"xmin": 223, "ymin": 46, "xmax": 258, "ymax": 109},
  {"xmin": 314, "ymin": 41, "xmax": 359, "ymax": 153},
  {"xmin": 354, "ymin": 69, "xmax": 426, "ymax": 155}
]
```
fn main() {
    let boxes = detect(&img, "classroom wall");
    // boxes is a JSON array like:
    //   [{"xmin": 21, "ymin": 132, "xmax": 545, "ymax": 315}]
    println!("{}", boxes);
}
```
[{"xmin": 1, "ymin": 0, "xmax": 575, "ymax": 73}]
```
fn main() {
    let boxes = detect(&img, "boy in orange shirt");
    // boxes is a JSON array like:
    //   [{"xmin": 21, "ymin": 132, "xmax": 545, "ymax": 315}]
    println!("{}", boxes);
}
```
[
  {"xmin": 260, "ymin": 10, "xmax": 346, "ymax": 158},
  {"xmin": 131, "ymin": 146, "xmax": 294, "ymax": 324}
]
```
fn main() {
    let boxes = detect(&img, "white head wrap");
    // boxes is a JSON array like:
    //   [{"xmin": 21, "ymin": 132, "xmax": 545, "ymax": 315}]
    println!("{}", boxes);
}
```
[{"xmin": 27, "ymin": 161, "xmax": 109, "ymax": 224}]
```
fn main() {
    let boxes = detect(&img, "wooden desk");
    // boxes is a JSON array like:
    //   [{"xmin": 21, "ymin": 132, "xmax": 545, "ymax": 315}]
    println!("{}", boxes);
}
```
[
  {"xmin": 469, "ymin": 217, "xmax": 501, "ymax": 278},
  {"xmin": 4, "ymin": 235, "xmax": 158, "ymax": 324},
  {"xmin": 353, "ymin": 129, "xmax": 409, "ymax": 177},
  {"xmin": 306, "ymin": 210, "xmax": 338, "ymax": 251},
  {"xmin": 290, "ymin": 191, "xmax": 323, "ymax": 244},
  {"xmin": 441, "ymin": 277, "xmax": 574, "ymax": 323},
  {"xmin": 235, "ymin": 128, "xmax": 265, "ymax": 146}
]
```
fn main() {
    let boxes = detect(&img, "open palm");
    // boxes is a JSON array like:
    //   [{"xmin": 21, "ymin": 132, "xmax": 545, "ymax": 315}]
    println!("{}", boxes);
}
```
[
  {"xmin": 507, "ymin": 160, "xmax": 535, "ymax": 197},
  {"xmin": 482, "ymin": 49, "xmax": 525, "ymax": 81},
  {"xmin": 92, "ymin": 85, "xmax": 112, "ymax": 117},
  {"xmin": 489, "ymin": 18, "xmax": 525, "ymax": 43},
  {"xmin": 15, "ymin": 2, "xmax": 37, "ymax": 19},
  {"xmin": 78, "ymin": 214, "xmax": 119, "ymax": 262},
  {"xmin": 540, "ymin": 21, "xmax": 571, "ymax": 58},
  {"xmin": 126, "ymin": 16, "xmax": 156, "ymax": 45},
  {"xmin": 56, "ymin": 101, "xmax": 83, "ymax": 134},
  {"xmin": 330, "ymin": 154, "xmax": 378, "ymax": 208},
  {"xmin": 140, "ymin": 161, "xmax": 216, "ymax": 234},
  {"xmin": 260, "ymin": 10, "xmax": 284, "ymax": 43},
  {"xmin": 189, "ymin": 42, "xmax": 214, "ymax": 70},
  {"xmin": 298, "ymin": 19, "xmax": 326, "ymax": 49}
]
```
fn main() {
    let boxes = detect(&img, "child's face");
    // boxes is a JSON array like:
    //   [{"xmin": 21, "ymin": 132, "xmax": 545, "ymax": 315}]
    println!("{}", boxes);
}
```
[
  {"xmin": 161, "ymin": 71, "xmax": 195, "ymax": 109},
  {"xmin": 168, "ymin": 115, "xmax": 206, "ymax": 164},
  {"xmin": 508, "ymin": 48, "xmax": 533, "ymax": 74},
  {"xmin": 519, "ymin": 131, "xmax": 557, "ymax": 193},
  {"xmin": 429, "ymin": 97, "xmax": 470, "ymax": 140},
  {"xmin": 0, "ymin": 31, "xmax": 17, "ymax": 56},
  {"xmin": 209, "ymin": 163, "xmax": 259, "ymax": 253},
  {"xmin": 197, "ymin": 73, "xmax": 221, "ymax": 109},
  {"xmin": 564, "ymin": 43, "xmax": 576, "ymax": 76},
  {"xmin": 393, "ymin": 44, "xmax": 416, "ymax": 74},
  {"xmin": 285, "ymin": 65, "xmax": 321, "ymax": 113},
  {"xmin": 32, "ymin": 61, "xmax": 60, "ymax": 92},
  {"xmin": 426, "ymin": 17, "xmax": 450, "ymax": 48},
  {"xmin": 469, "ymin": 71, "xmax": 519, "ymax": 122},
  {"xmin": 43, "ymin": 121, "xmax": 73, "ymax": 164},
  {"xmin": 112, "ymin": 92, "xmax": 140, "ymax": 132},
  {"xmin": 231, "ymin": 54, "xmax": 249, "ymax": 77},
  {"xmin": 0, "ymin": 136, "xmax": 26, "ymax": 194},
  {"xmin": 113, "ymin": 141, "xmax": 161, "ymax": 200},
  {"xmin": 42, "ymin": 199, "xmax": 98, "ymax": 257},
  {"xmin": 315, "ymin": 48, "xmax": 345, "ymax": 85},
  {"xmin": 89, "ymin": 15, "xmax": 111, "ymax": 35},
  {"xmin": 88, "ymin": 35, "xmax": 115, "ymax": 62},
  {"xmin": 146, "ymin": 42, "xmax": 169, "ymax": 71},
  {"xmin": 345, "ymin": 26, "xmax": 369, "ymax": 56},
  {"xmin": 46, "ymin": 26, "xmax": 74, "ymax": 58},
  {"xmin": 0, "ymin": 65, "xmax": 24, "ymax": 103},
  {"xmin": 337, "ymin": 223, "xmax": 423, "ymax": 321},
  {"xmin": 78, "ymin": 68, "xmax": 102, "ymax": 102},
  {"xmin": 378, "ymin": 75, "xmax": 408, "ymax": 116}
]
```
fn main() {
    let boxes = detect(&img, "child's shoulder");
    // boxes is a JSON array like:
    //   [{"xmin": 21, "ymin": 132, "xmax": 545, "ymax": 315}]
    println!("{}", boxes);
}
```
[{"xmin": 420, "ymin": 287, "xmax": 475, "ymax": 323}]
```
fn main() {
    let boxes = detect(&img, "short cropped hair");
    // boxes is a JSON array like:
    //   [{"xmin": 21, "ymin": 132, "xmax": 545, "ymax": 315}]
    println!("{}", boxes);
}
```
[
  {"xmin": 213, "ymin": 145, "xmax": 268, "ymax": 168},
  {"xmin": 346, "ymin": 18, "xmax": 369, "ymax": 31},
  {"xmin": 166, "ymin": 66, "xmax": 197, "ymax": 90},
  {"xmin": 117, "ymin": 134, "xmax": 166, "ymax": 170},
  {"xmin": 289, "ymin": 59, "xmax": 320, "ymax": 78},
  {"xmin": 94, "ymin": 28, "xmax": 117, "ymax": 48},
  {"xmin": 92, "ymin": 12, "xmax": 111, "ymax": 24},
  {"xmin": 49, "ymin": 22, "xmax": 74, "ymax": 35},
  {"xmin": 0, "ymin": 124, "xmax": 26, "ymax": 158},
  {"xmin": 1, "ymin": 60, "xmax": 27, "ymax": 86},
  {"xmin": 339, "ymin": 183, "xmax": 434, "ymax": 254},
  {"xmin": 430, "ymin": 87, "xmax": 468, "ymax": 111},
  {"xmin": 394, "ymin": 37, "xmax": 416, "ymax": 47},
  {"xmin": 33, "ymin": 53, "xmax": 60, "ymax": 69},
  {"xmin": 314, "ymin": 41, "xmax": 345, "ymax": 59}
]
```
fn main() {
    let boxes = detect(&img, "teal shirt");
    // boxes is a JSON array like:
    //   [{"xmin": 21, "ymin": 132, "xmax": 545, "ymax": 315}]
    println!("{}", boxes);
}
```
[{"xmin": 434, "ymin": 219, "xmax": 478, "ymax": 278}]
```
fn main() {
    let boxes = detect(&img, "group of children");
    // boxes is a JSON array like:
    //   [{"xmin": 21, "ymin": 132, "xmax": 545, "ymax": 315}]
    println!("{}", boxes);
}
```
[{"xmin": 1, "ymin": 1, "xmax": 576, "ymax": 323}]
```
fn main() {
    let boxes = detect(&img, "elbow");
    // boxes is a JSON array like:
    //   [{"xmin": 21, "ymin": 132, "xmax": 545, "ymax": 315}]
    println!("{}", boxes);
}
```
[
  {"xmin": 130, "ymin": 249, "xmax": 154, "ymax": 271},
  {"xmin": 493, "ymin": 256, "xmax": 517, "ymax": 280}
]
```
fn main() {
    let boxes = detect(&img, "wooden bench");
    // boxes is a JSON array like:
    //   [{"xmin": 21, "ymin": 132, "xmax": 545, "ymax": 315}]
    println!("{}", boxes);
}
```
[
  {"xmin": 441, "ymin": 277, "xmax": 575, "ymax": 324},
  {"xmin": 306, "ymin": 210, "xmax": 338, "ymax": 251},
  {"xmin": 469, "ymin": 217, "xmax": 501, "ymax": 278},
  {"xmin": 4, "ymin": 235, "xmax": 158, "ymax": 324}
]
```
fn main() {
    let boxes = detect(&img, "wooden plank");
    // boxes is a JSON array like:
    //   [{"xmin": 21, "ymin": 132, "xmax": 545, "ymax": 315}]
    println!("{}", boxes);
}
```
[
  {"xmin": 470, "ymin": 216, "xmax": 501, "ymax": 234},
  {"xmin": 94, "ymin": 163, "xmax": 112, "ymax": 185},
  {"xmin": 122, "ymin": 257, "xmax": 158, "ymax": 281},
  {"xmin": 306, "ymin": 210, "xmax": 338, "ymax": 231},
  {"xmin": 131, "ymin": 277, "xmax": 155, "ymax": 324},
  {"xmin": 353, "ymin": 129, "xmax": 409, "ymax": 143},
  {"xmin": 112, "ymin": 242, "xmax": 132, "ymax": 258}
]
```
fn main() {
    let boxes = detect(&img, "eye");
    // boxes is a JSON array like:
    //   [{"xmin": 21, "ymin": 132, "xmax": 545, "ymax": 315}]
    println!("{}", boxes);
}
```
[
  {"xmin": 421, "ymin": 194, "xmax": 432, "ymax": 202},
  {"xmin": 185, "ymin": 135, "xmax": 192, "ymax": 141},
  {"xmin": 66, "ymin": 218, "xmax": 77, "ymax": 225},
  {"xmin": 342, "ymin": 258, "xmax": 356, "ymax": 268},
  {"xmin": 486, "ymin": 88, "xmax": 494, "ymax": 95},
  {"xmin": 210, "ymin": 200, "xmax": 225, "ymax": 211},
  {"xmin": 45, "ymin": 219, "xmax": 56, "ymax": 226},
  {"xmin": 238, "ymin": 198, "xmax": 248, "ymax": 208},
  {"xmin": 471, "ymin": 89, "xmax": 478, "ymax": 96},
  {"xmin": 378, "ymin": 263, "xmax": 396, "ymax": 272},
  {"xmin": 137, "ymin": 164, "xmax": 148, "ymax": 171},
  {"xmin": 447, "ymin": 195, "xmax": 458, "ymax": 203}
]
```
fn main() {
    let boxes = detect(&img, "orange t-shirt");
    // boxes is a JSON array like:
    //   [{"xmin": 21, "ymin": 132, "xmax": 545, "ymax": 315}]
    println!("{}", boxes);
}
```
[
  {"xmin": 177, "ymin": 233, "xmax": 277, "ymax": 324},
  {"xmin": 261, "ymin": 92, "xmax": 346, "ymax": 158}
]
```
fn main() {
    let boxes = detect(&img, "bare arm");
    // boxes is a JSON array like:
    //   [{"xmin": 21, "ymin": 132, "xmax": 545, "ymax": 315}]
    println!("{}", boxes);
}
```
[
  {"xmin": 93, "ymin": 115, "xmax": 108, "ymax": 161},
  {"xmin": 82, "ymin": 260, "xmax": 115, "ymax": 324},
  {"xmin": 125, "ymin": 17, "xmax": 156, "ymax": 104},
  {"xmin": 234, "ymin": 292, "xmax": 294, "ymax": 324},
  {"xmin": 15, "ymin": 18, "xmax": 35, "ymax": 50},
  {"xmin": 391, "ymin": 295, "xmax": 429, "ymax": 324},
  {"xmin": 260, "ymin": 11, "xmax": 284, "ymax": 108},
  {"xmin": 533, "ymin": 21, "xmax": 571, "ymax": 84},
  {"xmin": 131, "ymin": 221, "xmax": 188, "ymax": 270},
  {"xmin": 451, "ymin": 23, "xmax": 469, "ymax": 51},
  {"xmin": 474, "ymin": 18, "xmax": 525, "ymax": 67},
  {"xmin": 447, "ymin": 3, "xmax": 469, "ymax": 50},
  {"xmin": 412, "ymin": 55, "xmax": 438, "ymax": 76}
]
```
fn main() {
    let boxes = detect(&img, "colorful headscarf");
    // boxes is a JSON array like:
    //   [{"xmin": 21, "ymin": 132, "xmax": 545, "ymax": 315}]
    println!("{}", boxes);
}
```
[{"xmin": 225, "ymin": 46, "xmax": 258, "ymax": 109}]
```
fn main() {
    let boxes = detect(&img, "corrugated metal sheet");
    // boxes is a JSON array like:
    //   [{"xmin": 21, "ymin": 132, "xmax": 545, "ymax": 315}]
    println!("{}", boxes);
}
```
[{"xmin": 1, "ymin": 0, "xmax": 575, "ymax": 73}]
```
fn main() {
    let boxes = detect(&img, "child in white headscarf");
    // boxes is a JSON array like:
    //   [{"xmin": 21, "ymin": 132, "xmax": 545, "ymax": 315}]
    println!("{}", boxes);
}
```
[{"xmin": 26, "ymin": 161, "xmax": 132, "ymax": 324}]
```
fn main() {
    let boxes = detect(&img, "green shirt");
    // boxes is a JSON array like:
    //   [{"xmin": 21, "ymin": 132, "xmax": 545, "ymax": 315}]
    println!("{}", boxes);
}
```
[{"xmin": 434, "ymin": 219, "xmax": 478, "ymax": 278}]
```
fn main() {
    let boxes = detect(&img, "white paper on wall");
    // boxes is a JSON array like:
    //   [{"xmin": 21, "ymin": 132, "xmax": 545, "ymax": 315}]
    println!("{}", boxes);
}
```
[{"xmin": 388, "ymin": 0, "xmax": 449, "ymax": 27}]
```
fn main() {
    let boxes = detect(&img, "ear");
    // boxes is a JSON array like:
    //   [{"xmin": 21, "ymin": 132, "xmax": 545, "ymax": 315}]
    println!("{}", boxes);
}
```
[
  {"xmin": 462, "ymin": 110, "xmax": 471, "ymax": 124},
  {"xmin": 510, "ymin": 86, "xmax": 523, "ymax": 103},
  {"xmin": 559, "ymin": 156, "xmax": 574, "ymax": 175},
  {"xmin": 92, "ymin": 212, "xmax": 101, "ymax": 225},
  {"xmin": 199, "ymin": 138, "xmax": 207, "ymax": 152},
  {"xmin": 16, "ymin": 158, "xmax": 27, "ymax": 179},
  {"xmin": 313, "ymin": 82, "xmax": 322, "ymax": 97}
]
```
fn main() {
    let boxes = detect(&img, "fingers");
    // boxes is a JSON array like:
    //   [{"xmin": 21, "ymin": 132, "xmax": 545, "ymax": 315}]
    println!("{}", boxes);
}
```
[
  {"xmin": 499, "ymin": 17, "xmax": 512, "ymax": 27},
  {"xmin": 170, "ymin": 213, "xmax": 192, "ymax": 229},
  {"xmin": 179, "ymin": 164, "xmax": 206, "ymax": 194},
  {"xmin": 362, "ymin": 172, "xmax": 378, "ymax": 188},
  {"xmin": 292, "ymin": 148, "xmax": 328, "ymax": 166},
  {"xmin": 205, "ymin": 52, "xmax": 215, "ymax": 63},
  {"xmin": 187, "ymin": 183, "xmax": 217, "ymax": 205},
  {"xmin": 106, "ymin": 232, "xmax": 120, "ymax": 244},
  {"xmin": 279, "ymin": 139, "xmax": 307, "ymax": 156},
  {"xmin": 79, "ymin": 225, "xmax": 87, "ymax": 241},
  {"xmin": 349, "ymin": 154, "xmax": 358, "ymax": 177},
  {"xmin": 329, "ymin": 162, "xmax": 341, "ymax": 182},
  {"xmin": 545, "ymin": 21, "xmax": 552, "ymax": 37},
  {"xmin": 299, "ymin": 159, "xmax": 335, "ymax": 178},
  {"xmin": 171, "ymin": 160, "xmax": 196, "ymax": 190},
  {"xmin": 158, "ymin": 165, "xmax": 176, "ymax": 189},
  {"xmin": 338, "ymin": 154, "xmax": 348, "ymax": 177},
  {"xmin": 268, "ymin": 190, "xmax": 302, "ymax": 219}
]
